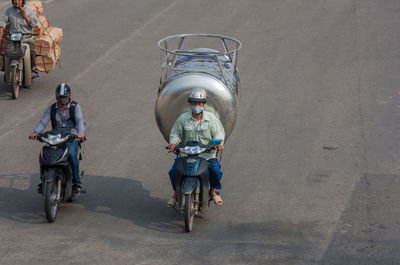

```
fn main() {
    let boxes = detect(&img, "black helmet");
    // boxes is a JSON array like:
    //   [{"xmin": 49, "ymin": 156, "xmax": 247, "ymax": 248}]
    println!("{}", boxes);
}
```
[
  {"xmin": 188, "ymin": 88, "xmax": 207, "ymax": 103},
  {"xmin": 55, "ymin": 83, "xmax": 71, "ymax": 97},
  {"xmin": 12, "ymin": 0, "xmax": 25, "ymax": 6}
]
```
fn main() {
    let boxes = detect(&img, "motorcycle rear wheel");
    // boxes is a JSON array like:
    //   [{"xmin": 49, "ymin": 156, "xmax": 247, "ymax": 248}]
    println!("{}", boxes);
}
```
[
  {"xmin": 10, "ymin": 65, "xmax": 20, "ymax": 99},
  {"xmin": 44, "ymin": 179, "xmax": 60, "ymax": 223},
  {"xmin": 184, "ymin": 193, "xmax": 194, "ymax": 232}
]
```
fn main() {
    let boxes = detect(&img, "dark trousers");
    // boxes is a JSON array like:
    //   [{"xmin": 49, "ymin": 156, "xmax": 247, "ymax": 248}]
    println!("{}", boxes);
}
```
[{"xmin": 66, "ymin": 140, "xmax": 81, "ymax": 185}]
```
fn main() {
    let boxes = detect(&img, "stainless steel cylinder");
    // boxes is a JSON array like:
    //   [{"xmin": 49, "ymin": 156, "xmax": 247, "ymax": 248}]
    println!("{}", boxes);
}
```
[{"xmin": 155, "ymin": 34, "xmax": 242, "ymax": 142}]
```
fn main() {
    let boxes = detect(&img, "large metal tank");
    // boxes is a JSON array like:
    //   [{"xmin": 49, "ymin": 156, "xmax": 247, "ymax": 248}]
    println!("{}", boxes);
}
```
[{"xmin": 155, "ymin": 34, "xmax": 242, "ymax": 142}]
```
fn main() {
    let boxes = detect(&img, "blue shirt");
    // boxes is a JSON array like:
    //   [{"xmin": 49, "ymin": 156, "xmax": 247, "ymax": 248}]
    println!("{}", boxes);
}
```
[
  {"xmin": 0, "ymin": 6, "xmax": 38, "ymax": 33},
  {"xmin": 34, "ymin": 101, "xmax": 85, "ymax": 134}
]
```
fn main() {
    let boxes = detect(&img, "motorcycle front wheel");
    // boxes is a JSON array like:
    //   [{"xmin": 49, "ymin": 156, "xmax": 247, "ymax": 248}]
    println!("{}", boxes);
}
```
[
  {"xmin": 44, "ymin": 178, "xmax": 61, "ymax": 223},
  {"xmin": 184, "ymin": 193, "xmax": 195, "ymax": 232},
  {"xmin": 10, "ymin": 65, "xmax": 20, "ymax": 99}
]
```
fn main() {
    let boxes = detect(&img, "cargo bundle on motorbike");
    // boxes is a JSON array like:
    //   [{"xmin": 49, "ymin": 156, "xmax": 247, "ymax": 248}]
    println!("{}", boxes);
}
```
[
  {"xmin": 29, "ymin": 0, "xmax": 63, "ymax": 72},
  {"xmin": 0, "ymin": 1, "xmax": 63, "ymax": 98}
]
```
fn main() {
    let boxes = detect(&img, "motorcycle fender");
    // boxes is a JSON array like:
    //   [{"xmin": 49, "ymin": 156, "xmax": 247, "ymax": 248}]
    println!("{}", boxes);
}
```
[
  {"xmin": 198, "ymin": 159, "xmax": 210, "ymax": 213},
  {"xmin": 44, "ymin": 168, "xmax": 57, "ymax": 183},
  {"xmin": 42, "ymin": 168, "xmax": 57, "ymax": 199},
  {"xmin": 183, "ymin": 177, "xmax": 200, "ymax": 195}
]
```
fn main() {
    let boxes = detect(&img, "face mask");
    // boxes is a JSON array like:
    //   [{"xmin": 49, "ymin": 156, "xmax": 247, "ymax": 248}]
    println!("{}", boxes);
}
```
[
  {"xmin": 57, "ymin": 97, "xmax": 70, "ymax": 106},
  {"xmin": 190, "ymin": 105, "xmax": 204, "ymax": 115}
]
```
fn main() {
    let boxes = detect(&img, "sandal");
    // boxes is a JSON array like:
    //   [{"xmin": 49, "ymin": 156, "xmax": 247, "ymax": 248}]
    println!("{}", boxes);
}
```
[
  {"xmin": 212, "ymin": 194, "xmax": 223, "ymax": 206},
  {"xmin": 167, "ymin": 196, "xmax": 176, "ymax": 208}
]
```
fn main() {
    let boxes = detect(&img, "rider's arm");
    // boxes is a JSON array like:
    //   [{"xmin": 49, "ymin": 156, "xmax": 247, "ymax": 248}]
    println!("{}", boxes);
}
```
[
  {"xmin": 0, "ymin": 10, "xmax": 10, "ymax": 38},
  {"xmin": 33, "ymin": 106, "xmax": 51, "ymax": 133},
  {"xmin": 21, "ymin": 7, "xmax": 38, "ymax": 28},
  {"xmin": 210, "ymin": 115, "xmax": 225, "ymax": 145},
  {"xmin": 169, "ymin": 115, "xmax": 184, "ymax": 145},
  {"xmin": 74, "ymin": 104, "xmax": 85, "ymax": 134},
  {"xmin": 211, "ymin": 118, "xmax": 225, "ymax": 151}
]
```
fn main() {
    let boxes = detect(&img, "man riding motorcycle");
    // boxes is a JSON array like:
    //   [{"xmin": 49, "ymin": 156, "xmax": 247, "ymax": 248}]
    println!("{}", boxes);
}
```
[
  {"xmin": 30, "ymin": 83, "xmax": 86, "ymax": 196},
  {"xmin": 0, "ymin": 0, "xmax": 38, "ymax": 71},
  {"xmin": 168, "ymin": 88, "xmax": 225, "ymax": 207}
]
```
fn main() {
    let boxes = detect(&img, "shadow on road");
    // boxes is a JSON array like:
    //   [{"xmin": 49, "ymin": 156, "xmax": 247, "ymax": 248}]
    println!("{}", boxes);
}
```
[
  {"xmin": 80, "ymin": 174, "xmax": 182, "ymax": 233},
  {"xmin": 0, "ymin": 173, "xmax": 182, "ymax": 232},
  {"xmin": 0, "ymin": 173, "xmax": 43, "ymax": 223}
]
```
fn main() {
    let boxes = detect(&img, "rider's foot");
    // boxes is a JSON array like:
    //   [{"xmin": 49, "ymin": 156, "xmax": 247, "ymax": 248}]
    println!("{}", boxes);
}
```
[
  {"xmin": 210, "ymin": 188, "xmax": 223, "ymax": 206},
  {"xmin": 167, "ymin": 192, "xmax": 177, "ymax": 208},
  {"xmin": 37, "ymin": 183, "xmax": 42, "ymax": 194},
  {"xmin": 211, "ymin": 194, "xmax": 223, "ymax": 206},
  {"xmin": 72, "ymin": 184, "xmax": 82, "ymax": 197}
]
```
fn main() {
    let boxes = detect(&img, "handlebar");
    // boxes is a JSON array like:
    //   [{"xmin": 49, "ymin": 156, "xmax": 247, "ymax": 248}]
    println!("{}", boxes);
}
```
[
  {"xmin": 4, "ymin": 32, "xmax": 38, "ymax": 36},
  {"xmin": 30, "ymin": 132, "xmax": 86, "ymax": 143},
  {"xmin": 165, "ymin": 144, "xmax": 216, "ymax": 155},
  {"xmin": 3, "ymin": 32, "xmax": 38, "ymax": 40},
  {"xmin": 165, "ymin": 145, "xmax": 179, "ymax": 154},
  {"xmin": 37, "ymin": 133, "xmax": 74, "ymax": 142}
]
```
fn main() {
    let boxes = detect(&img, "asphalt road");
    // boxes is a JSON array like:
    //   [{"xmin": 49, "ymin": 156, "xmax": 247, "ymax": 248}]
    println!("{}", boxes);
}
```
[{"xmin": 0, "ymin": 0, "xmax": 399, "ymax": 264}]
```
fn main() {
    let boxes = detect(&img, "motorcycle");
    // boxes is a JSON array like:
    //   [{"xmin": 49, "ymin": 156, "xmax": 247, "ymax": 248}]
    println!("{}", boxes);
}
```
[
  {"xmin": 4, "ymin": 32, "xmax": 36, "ymax": 99},
  {"xmin": 168, "ymin": 139, "xmax": 221, "ymax": 232},
  {"xmin": 35, "ymin": 130, "xmax": 85, "ymax": 222}
]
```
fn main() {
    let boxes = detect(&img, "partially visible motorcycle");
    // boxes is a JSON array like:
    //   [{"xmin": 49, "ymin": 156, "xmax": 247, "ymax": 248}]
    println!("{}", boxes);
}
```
[
  {"xmin": 35, "ymin": 130, "xmax": 85, "ymax": 222},
  {"xmin": 167, "ymin": 140, "xmax": 221, "ymax": 232},
  {"xmin": 3, "ymin": 32, "xmax": 36, "ymax": 99}
]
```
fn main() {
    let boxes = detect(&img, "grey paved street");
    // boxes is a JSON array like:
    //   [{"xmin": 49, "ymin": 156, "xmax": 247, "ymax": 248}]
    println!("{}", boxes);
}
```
[{"xmin": 0, "ymin": 0, "xmax": 399, "ymax": 264}]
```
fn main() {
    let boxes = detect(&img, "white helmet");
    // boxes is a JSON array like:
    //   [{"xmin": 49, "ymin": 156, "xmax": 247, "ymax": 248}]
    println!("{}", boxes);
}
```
[{"xmin": 188, "ymin": 88, "xmax": 207, "ymax": 103}]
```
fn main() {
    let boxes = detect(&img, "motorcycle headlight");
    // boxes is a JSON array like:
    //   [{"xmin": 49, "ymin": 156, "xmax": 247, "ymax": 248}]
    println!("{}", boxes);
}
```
[{"xmin": 10, "ymin": 33, "xmax": 23, "ymax": 41}]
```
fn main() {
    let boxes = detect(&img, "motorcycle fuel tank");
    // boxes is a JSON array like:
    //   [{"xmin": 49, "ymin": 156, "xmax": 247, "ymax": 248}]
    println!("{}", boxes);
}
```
[{"xmin": 155, "ymin": 34, "xmax": 242, "ymax": 142}]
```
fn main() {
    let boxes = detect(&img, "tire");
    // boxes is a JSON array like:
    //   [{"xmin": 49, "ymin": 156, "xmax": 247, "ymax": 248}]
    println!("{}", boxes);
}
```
[
  {"xmin": 184, "ymin": 193, "xmax": 194, "ymax": 232},
  {"xmin": 44, "ymin": 178, "xmax": 60, "ymax": 223},
  {"xmin": 10, "ymin": 65, "xmax": 20, "ymax": 99}
]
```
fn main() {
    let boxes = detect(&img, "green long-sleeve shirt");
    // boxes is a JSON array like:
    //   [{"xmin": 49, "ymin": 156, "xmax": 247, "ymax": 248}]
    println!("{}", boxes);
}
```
[{"xmin": 169, "ymin": 111, "xmax": 225, "ymax": 160}]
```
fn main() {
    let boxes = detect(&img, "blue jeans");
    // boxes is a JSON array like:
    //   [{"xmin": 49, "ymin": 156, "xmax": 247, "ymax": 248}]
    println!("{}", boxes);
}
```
[
  {"xmin": 66, "ymin": 140, "xmax": 81, "ymax": 185},
  {"xmin": 168, "ymin": 158, "xmax": 222, "ymax": 191}
]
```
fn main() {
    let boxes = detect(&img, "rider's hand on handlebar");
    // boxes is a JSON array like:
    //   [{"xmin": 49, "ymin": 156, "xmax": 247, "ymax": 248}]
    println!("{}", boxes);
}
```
[
  {"xmin": 77, "ymin": 133, "xmax": 85, "ymax": 141},
  {"xmin": 168, "ymin": 144, "xmax": 176, "ymax": 152},
  {"xmin": 29, "ymin": 132, "xmax": 39, "ymax": 140},
  {"xmin": 215, "ymin": 144, "xmax": 224, "ymax": 152}
]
